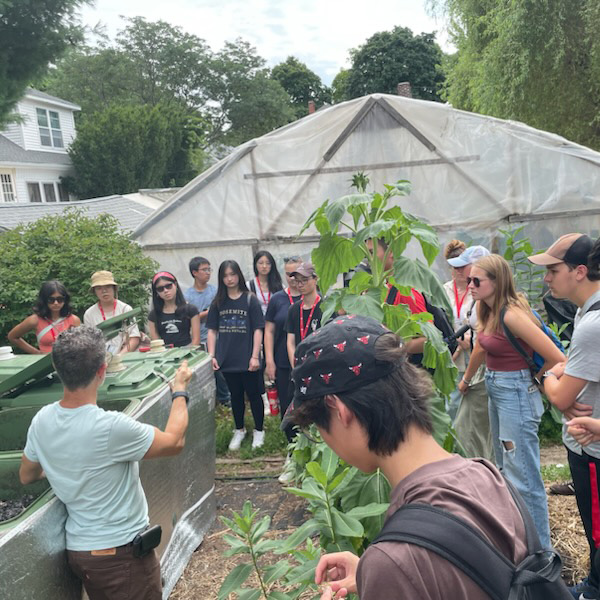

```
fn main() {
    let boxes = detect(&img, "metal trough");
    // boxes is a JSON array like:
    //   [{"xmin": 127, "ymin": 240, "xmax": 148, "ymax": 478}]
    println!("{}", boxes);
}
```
[{"xmin": 0, "ymin": 343, "xmax": 216, "ymax": 599}]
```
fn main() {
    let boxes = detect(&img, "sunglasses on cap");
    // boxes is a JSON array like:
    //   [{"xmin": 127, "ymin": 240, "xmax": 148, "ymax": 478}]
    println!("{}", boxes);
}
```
[
  {"xmin": 48, "ymin": 296, "xmax": 65, "ymax": 304},
  {"xmin": 466, "ymin": 276, "xmax": 490, "ymax": 288},
  {"xmin": 156, "ymin": 282, "xmax": 175, "ymax": 293}
]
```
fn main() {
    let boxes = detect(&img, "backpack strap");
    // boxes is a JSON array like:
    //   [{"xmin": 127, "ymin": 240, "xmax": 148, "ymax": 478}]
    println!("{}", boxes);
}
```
[
  {"xmin": 373, "ymin": 503, "xmax": 512, "ymax": 600},
  {"xmin": 499, "ymin": 306, "xmax": 540, "ymax": 384}
]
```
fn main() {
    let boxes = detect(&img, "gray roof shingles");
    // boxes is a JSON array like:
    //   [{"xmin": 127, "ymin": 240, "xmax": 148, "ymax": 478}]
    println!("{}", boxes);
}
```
[
  {"xmin": 0, "ymin": 134, "xmax": 73, "ymax": 166},
  {"xmin": 25, "ymin": 88, "xmax": 81, "ymax": 110},
  {"xmin": 0, "ymin": 196, "xmax": 155, "ymax": 233}
]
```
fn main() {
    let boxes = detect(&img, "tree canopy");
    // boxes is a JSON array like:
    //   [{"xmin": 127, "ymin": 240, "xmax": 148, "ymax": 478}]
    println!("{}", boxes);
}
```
[
  {"xmin": 66, "ymin": 102, "xmax": 203, "ymax": 198},
  {"xmin": 433, "ymin": 0, "xmax": 600, "ymax": 149},
  {"xmin": 344, "ymin": 26, "xmax": 445, "ymax": 101},
  {"xmin": 0, "ymin": 0, "xmax": 86, "ymax": 126},
  {"xmin": 0, "ymin": 211, "xmax": 157, "ymax": 344},
  {"xmin": 271, "ymin": 56, "xmax": 331, "ymax": 117}
]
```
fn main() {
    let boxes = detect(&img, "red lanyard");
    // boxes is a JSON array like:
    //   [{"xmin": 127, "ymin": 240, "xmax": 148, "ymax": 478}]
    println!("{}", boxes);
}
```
[
  {"xmin": 256, "ymin": 277, "xmax": 270, "ymax": 306},
  {"xmin": 287, "ymin": 288, "xmax": 301, "ymax": 305},
  {"xmin": 453, "ymin": 281, "xmax": 468, "ymax": 319},
  {"xmin": 300, "ymin": 295, "xmax": 320, "ymax": 340},
  {"xmin": 99, "ymin": 300, "xmax": 117, "ymax": 321}
]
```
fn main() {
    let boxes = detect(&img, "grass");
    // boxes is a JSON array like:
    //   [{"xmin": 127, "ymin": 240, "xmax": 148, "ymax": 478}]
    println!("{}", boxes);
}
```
[
  {"xmin": 541, "ymin": 463, "xmax": 571, "ymax": 483},
  {"xmin": 215, "ymin": 403, "xmax": 289, "ymax": 459}
]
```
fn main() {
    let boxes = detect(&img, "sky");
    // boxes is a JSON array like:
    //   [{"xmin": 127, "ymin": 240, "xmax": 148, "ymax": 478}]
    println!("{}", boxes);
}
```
[{"xmin": 80, "ymin": 0, "xmax": 452, "ymax": 86}]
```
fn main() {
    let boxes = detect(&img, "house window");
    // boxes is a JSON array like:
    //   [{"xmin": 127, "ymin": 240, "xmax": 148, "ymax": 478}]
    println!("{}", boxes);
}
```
[
  {"xmin": 36, "ymin": 108, "xmax": 64, "ymax": 148},
  {"xmin": 0, "ymin": 174, "xmax": 16, "ymax": 202},
  {"xmin": 43, "ymin": 183, "xmax": 57, "ymax": 202},
  {"xmin": 27, "ymin": 183, "xmax": 42, "ymax": 202},
  {"xmin": 57, "ymin": 183, "xmax": 69, "ymax": 202}
]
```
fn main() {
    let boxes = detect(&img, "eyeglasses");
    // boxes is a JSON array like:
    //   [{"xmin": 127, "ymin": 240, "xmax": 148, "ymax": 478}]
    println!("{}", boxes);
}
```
[
  {"xmin": 295, "ymin": 278, "xmax": 310, "ymax": 285},
  {"xmin": 156, "ymin": 282, "xmax": 175, "ymax": 293},
  {"xmin": 198, "ymin": 268, "xmax": 212, "ymax": 273},
  {"xmin": 466, "ymin": 276, "xmax": 490, "ymax": 288},
  {"xmin": 48, "ymin": 296, "xmax": 65, "ymax": 304}
]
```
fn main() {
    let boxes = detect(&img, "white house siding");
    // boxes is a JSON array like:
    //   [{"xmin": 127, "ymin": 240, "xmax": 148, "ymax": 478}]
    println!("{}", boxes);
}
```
[
  {"xmin": 13, "ymin": 166, "xmax": 72, "ymax": 203},
  {"xmin": 2, "ymin": 122, "xmax": 23, "ymax": 147},
  {"xmin": 18, "ymin": 99, "xmax": 77, "ymax": 153}
]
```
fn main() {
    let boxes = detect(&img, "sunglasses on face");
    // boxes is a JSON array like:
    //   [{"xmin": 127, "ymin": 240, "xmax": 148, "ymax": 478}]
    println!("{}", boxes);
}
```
[
  {"xmin": 466, "ymin": 276, "xmax": 489, "ymax": 288},
  {"xmin": 48, "ymin": 296, "xmax": 65, "ymax": 304},
  {"xmin": 156, "ymin": 282, "xmax": 175, "ymax": 293}
]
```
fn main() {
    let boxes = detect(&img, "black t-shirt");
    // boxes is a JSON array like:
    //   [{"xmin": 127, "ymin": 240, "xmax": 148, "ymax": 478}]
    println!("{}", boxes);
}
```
[
  {"xmin": 148, "ymin": 304, "xmax": 199, "ymax": 347},
  {"xmin": 206, "ymin": 292, "xmax": 265, "ymax": 372},
  {"xmin": 265, "ymin": 290, "xmax": 302, "ymax": 369},
  {"xmin": 285, "ymin": 297, "xmax": 323, "ymax": 348}
]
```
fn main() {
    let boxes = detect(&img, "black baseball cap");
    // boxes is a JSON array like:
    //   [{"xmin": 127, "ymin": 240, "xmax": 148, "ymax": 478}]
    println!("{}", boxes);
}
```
[{"xmin": 281, "ymin": 315, "xmax": 397, "ymax": 430}]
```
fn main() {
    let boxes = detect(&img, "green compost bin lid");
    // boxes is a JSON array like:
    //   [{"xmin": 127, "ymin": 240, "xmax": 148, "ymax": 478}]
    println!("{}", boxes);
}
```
[
  {"xmin": 95, "ymin": 307, "xmax": 141, "ymax": 341},
  {"xmin": 0, "ymin": 347, "xmax": 208, "ymax": 409},
  {"xmin": 0, "ymin": 354, "xmax": 54, "ymax": 398}
]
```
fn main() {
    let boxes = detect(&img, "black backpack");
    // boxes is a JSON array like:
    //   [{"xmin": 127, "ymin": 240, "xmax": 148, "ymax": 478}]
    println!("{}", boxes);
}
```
[
  {"xmin": 385, "ymin": 286, "xmax": 459, "ymax": 355},
  {"xmin": 372, "ymin": 475, "xmax": 571, "ymax": 600}
]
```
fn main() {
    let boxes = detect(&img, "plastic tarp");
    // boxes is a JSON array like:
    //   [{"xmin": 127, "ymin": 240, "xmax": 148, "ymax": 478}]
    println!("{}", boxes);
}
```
[{"xmin": 133, "ymin": 93, "xmax": 600, "ymax": 282}]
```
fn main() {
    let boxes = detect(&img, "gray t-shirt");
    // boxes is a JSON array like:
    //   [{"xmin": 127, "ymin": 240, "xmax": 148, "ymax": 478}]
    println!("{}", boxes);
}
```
[
  {"xmin": 563, "ymin": 290, "xmax": 600, "ymax": 458},
  {"xmin": 184, "ymin": 284, "xmax": 217, "ymax": 344},
  {"xmin": 24, "ymin": 402, "xmax": 154, "ymax": 550}
]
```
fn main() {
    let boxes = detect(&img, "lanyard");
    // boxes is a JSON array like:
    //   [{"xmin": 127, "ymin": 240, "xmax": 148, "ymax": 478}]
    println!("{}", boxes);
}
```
[
  {"xmin": 453, "ymin": 281, "xmax": 469, "ymax": 319},
  {"xmin": 300, "ymin": 295, "xmax": 320, "ymax": 340},
  {"xmin": 256, "ymin": 277, "xmax": 270, "ymax": 306},
  {"xmin": 99, "ymin": 300, "xmax": 117, "ymax": 321},
  {"xmin": 286, "ymin": 288, "xmax": 302, "ymax": 305}
]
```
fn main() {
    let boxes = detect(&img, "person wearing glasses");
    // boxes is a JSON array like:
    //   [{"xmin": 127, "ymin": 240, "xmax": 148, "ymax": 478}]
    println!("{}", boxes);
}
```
[
  {"xmin": 83, "ymin": 271, "xmax": 140, "ymax": 355},
  {"xmin": 458, "ymin": 254, "xmax": 564, "ymax": 549},
  {"xmin": 184, "ymin": 257, "xmax": 232, "ymax": 407},
  {"xmin": 8, "ymin": 280, "xmax": 81, "ymax": 354},
  {"xmin": 148, "ymin": 272, "xmax": 200, "ymax": 348}
]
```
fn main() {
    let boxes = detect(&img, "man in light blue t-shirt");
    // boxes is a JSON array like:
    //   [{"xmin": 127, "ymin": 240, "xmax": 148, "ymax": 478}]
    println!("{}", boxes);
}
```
[
  {"xmin": 184, "ymin": 255, "xmax": 231, "ymax": 405},
  {"xmin": 20, "ymin": 326, "xmax": 192, "ymax": 600}
]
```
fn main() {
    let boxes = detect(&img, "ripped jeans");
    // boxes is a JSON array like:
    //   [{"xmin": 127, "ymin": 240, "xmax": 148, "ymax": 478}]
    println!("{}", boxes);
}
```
[{"xmin": 485, "ymin": 368, "xmax": 551, "ymax": 549}]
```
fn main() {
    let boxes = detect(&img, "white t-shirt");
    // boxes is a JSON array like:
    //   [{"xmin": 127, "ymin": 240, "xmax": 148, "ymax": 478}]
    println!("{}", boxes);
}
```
[
  {"xmin": 84, "ymin": 300, "xmax": 140, "ymax": 354},
  {"xmin": 24, "ymin": 402, "xmax": 155, "ymax": 550}
]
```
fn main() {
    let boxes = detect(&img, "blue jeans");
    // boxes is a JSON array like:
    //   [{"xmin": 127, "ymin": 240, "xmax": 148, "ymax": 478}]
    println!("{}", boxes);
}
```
[{"xmin": 485, "ymin": 368, "xmax": 551, "ymax": 549}]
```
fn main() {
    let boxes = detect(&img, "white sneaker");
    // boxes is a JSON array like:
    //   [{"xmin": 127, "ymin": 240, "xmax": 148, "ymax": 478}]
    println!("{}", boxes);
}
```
[
  {"xmin": 262, "ymin": 393, "xmax": 270, "ymax": 416},
  {"xmin": 278, "ymin": 455, "xmax": 294, "ymax": 484},
  {"xmin": 228, "ymin": 429, "xmax": 246, "ymax": 451},
  {"xmin": 252, "ymin": 429, "xmax": 265, "ymax": 449}
]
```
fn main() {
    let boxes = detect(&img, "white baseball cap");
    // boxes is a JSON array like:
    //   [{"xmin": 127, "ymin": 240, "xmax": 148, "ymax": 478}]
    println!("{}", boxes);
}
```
[{"xmin": 447, "ymin": 245, "xmax": 491, "ymax": 267}]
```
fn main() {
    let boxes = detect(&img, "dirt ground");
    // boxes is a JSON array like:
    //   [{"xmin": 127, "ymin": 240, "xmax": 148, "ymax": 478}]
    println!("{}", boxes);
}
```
[{"xmin": 170, "ymin": 445, "xmax": 588, "ymax": 599}]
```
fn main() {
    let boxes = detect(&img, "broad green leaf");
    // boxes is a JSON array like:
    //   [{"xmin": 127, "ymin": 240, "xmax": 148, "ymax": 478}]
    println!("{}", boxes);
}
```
[
  {"xmin": 306, "ymin": 461, "xmax": 328, "ymax": 487},
  {"xmin": 406, "ymin": 220, "xmax": 439, "ymax": 266},
  {"xmin": 223, "ymin": 534, "xmax": 250, "ymax": 556},
  {"xmin": 312, "ymin": 234, "xmax": 363, "ymax": 294},
  {"xmin": 218, "ymin": 563, "xmax": 253, "ymax": 599},
  {"xmin": 238, "ymin": 590, "xmax": 261, "ymax": 600},
  {"xmin": 267, "ymin": 592, "xmax": 294, "ymax": 600},
  {"xmin": 253, "ymin": 539, "xmax": 280, "ymax": 554},
  {"xmin": 320, "ymin": 290, "xmax": 341, "ymax": 324},
  {"xmin": 250, "ymin": 515, "xmax": 271, "ymax": 544},
  {"xmin": 348, "ymin": 270, "xmax": 372, "ymax": 294},
  {"xmin": 324, "ymin": 193, "xmax": 371, "ymax": 233},
  {"xmin": 299, "ymin": 203, "xmax": 328, "ymax": 237},
  {"xmin": 263, "ymin": 560, "xmax": 292, "ymax": 584},
  {"xmin": 382, "ymin": 302, "xmax": 413, "ymax": 336},
  {"xmin": 220, "ymin": 515, "xmax": 245, "ymax": 537},
  {"xmin": 330, "ymin": 507, "xmax": 364, "ymax": 538},
  {"xmin": 345, "ymin": 502, "xmax": 390, "ymax": 520},
  {"xmin": 285, "ymin": 486, "xmax": 326, "ymax": 504},
  {"xmin": 429, "ymin": 394, "xmax": 453, "ymax": 447},
  {"xmin": 320, "ymin": 446, "xmax": 339, "ymax": 480},
  {"xmin": 341, "ymin": 288, "xmax": 384, "ymax": 320},
  {"xmin": 354, "ymin": 219, "xmax": 397, "ymax": 247},
  {"xmin": 392, "ymin": 256, "xmax": 452, "ymax": 313},
  {"xmin": 420, "ymin": 321, "xmax": 447, "ymax": 354},
  {"xmin": 275, "ymin": 519, "xmax": 320, "ymax": 554},
  {"xmin": 284, "ymin": 557, "xmax": 321, "ymax": 585},
  {"xmin": 326, "ymin": 466, "xmax": 350, "ymax": 494}
]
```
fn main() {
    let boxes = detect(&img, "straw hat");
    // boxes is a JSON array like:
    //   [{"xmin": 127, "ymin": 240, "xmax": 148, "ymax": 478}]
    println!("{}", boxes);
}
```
[{"xmin": 90, "ymin": 270, "xmax": 118, "ymax": 289}]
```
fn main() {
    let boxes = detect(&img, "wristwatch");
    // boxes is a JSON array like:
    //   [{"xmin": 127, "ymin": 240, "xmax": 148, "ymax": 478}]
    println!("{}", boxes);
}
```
[
  {"xmin": 540, "ymin": 371, "xmax": 557, "ymax": 384},
  {"xmin": 172, "ymin": 391, "xmax": 189, "ymax": 405}
]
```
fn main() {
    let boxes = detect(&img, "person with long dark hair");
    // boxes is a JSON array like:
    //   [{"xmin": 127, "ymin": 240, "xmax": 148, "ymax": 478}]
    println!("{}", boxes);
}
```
[
  {"xmin": 148, "ymin": 271, "xmax": 200, "ymax": 347},
  {"xmin": 247, "ymin": 251, "xmax": 283, "ymax": 315},
  {"xmin": 207, "ymin": 260, "xmax": 265, "ymax": 450},
  {"xmin": 8, "ymin": 280, "xmax": 81, "ymax": 354}
]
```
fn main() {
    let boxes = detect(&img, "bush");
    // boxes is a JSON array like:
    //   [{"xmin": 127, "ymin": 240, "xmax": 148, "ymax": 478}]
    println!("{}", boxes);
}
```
[{"xmin": 0, "ymin": 211, "xmax": 158, "ymax": 345}]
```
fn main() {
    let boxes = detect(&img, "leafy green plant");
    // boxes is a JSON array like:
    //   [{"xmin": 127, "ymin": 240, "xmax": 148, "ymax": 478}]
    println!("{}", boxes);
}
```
[
  {"xmin": 0, "ymin": 211, "xmax": 157, "ymax": 345},
  {"xmin": 218, "ymin": 501, "xmax": 321, "ymax": 600}
]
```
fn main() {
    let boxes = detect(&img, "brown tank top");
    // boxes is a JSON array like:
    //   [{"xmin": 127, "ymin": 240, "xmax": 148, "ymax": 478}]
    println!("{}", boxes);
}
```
[{"xmin": 477, "ymin": 330, "xmax": 533, "ymax": 371}]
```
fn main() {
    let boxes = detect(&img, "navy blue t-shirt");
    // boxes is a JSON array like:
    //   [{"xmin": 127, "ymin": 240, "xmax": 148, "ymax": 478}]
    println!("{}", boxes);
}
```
[
  {"xmin": 206, "ymin": 292, "xmax": 265, "ymax": 372},
  {"xmin": 265, "ymin": 290, "xmax": 302, "ymax": 369}
]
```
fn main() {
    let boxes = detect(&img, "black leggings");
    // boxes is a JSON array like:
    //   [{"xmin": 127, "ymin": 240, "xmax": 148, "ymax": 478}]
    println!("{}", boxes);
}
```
[
  {"xmin": 223, "ymin": 371, "xmax": 264, "ymax": 431},
  {"xmin": 276, "ymin": 366, "xmax": 296, "ymax": 443},
  {"xmin": 568, "ymin": 447, "xmax": 600, "ymax": 588}
]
